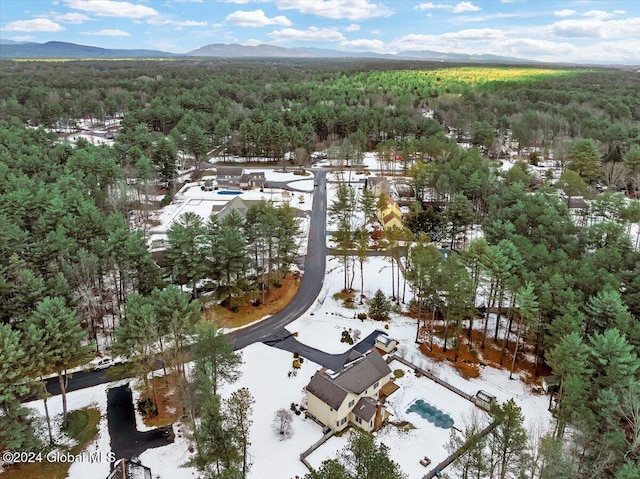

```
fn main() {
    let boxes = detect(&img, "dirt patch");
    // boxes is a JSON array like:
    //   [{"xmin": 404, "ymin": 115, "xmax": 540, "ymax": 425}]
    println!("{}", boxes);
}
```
[
  {"xmin": 204, "ymin": 274, "xmax": 301, "ymax": 329},
  {"xmin": 139, "ymin": 373, "xmax": 184, "ymax": 428},
  {"xmin": 419, "ymin": 341, "xmax": 480, "ymax": 379},
  {"xmin": 417, "ymin": 320, "xmax": 552, "ymax": 385}
]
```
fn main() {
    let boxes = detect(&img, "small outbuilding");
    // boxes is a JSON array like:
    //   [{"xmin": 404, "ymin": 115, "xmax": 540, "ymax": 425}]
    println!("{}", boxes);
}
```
[{"xmin": 474, "ymin": 390, "xmax": 497, "ymax": 411}]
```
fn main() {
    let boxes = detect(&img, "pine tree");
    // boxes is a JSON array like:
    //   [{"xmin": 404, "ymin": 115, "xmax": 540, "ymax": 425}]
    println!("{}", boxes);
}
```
[
  {"xmin": 489, "ymin": 399, "xmax": 529, "ymax": 479},
  {"xmin": 568, "ymin": 139, "xmax": 601, "ymax": 185},
  {"xmin": 0, "ymin": 324, "xmax": 41, "ymax": 451},
  {"xmin": 226, "ymin": 387, "xmax": 255, "ymax": 478},
  {"xmin": 368, "ymin": 289, "xmax": 391, "ymax": 321},
  {"xmin": 193, "ymin": 321, "xmax": 241, "ymax": 397},
  {"xmin": 28, "ymin": 296, "xmax": 90, "ymax": 428}
]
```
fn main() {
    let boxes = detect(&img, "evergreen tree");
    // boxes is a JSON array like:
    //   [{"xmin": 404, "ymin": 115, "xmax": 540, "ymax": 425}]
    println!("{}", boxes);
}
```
[
  {"xmin": 27, "ymin": 296, "xmax": 90, "ymax": 428},
  {"xmin": 368, "ymin": 289, "xmax": 391, "ymax": 321},
  {"xmin": 226, "ymin": 387, "xmax": 255, "ymax": 478},
  {"xmin": 0, "ymin": 324, "xmax": 41, "ymax": 451},
  {"xmin": 568, "ymin": 139, "xmax": 601, "ymax": 185},
  {"xmin": 489, "ymin": 399, "xmax": 529, "ymax": 479},
  {"xmin": 193, "ymin": 321, "xmax": 241, "ymax": 397}
]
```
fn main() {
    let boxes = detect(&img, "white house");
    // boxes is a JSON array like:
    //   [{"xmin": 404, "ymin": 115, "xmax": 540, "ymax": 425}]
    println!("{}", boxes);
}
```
[{"xmin": 305, "ymin": 351, "xmax": 393, "ymax": 433}]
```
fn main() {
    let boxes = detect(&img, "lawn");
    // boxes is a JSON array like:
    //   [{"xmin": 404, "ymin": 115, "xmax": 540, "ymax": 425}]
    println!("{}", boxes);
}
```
[{"xmin": 2, "ymin": 408, "xmax": 101, "ymax": 479}]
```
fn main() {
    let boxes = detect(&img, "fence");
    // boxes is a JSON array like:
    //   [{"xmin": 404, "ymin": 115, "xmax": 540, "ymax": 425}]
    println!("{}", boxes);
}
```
[
  {"xmin": 299, "ymin": 429, "xmax": 335, "ymax": 471},
  {"xmin": 389, "ymin": 354, "xmax": 474, "ymax": 402}
]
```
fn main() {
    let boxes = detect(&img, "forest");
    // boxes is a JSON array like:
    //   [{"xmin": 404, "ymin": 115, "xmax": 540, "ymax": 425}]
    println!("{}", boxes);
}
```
[{"xmin": 0, "ymin": 57, "xmax": 639, "ymax": 478}]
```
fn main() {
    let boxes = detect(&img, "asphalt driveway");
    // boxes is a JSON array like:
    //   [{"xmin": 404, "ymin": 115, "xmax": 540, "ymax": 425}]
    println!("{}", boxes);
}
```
[{"xmin": 107, "ymin": 384, "xmax": 175, "ymax": 460}]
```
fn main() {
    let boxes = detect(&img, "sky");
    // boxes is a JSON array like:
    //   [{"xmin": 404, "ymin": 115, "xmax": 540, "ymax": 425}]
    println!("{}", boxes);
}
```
[{"xmin": 1, "ymin": 0, "xmax": 639, "ymax": 64}]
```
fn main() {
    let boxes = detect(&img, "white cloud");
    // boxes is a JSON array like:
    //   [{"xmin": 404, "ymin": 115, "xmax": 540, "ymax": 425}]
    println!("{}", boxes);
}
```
[
  {"xmin": 147, "ymin": 17, "xmax": 209, "ymax": 27},
  {"xmin": 221, "ymin": 0, "xmax": 269, "ymax": 3},
  {"xmin": 276, "ymin": 0, "xmax": 394, "ymax": 21},
  {"xmin": 339, "ymin": 38, "xmax": 386, "ymax": 52},
  {"xmin": 583, "ymin": 10, "xmax": 616, "ymax": 20},
  {"xmin": 226, "ymin": 9, "xmax": 292, "ymax": 27},
  {"xmin": 81, "ymin": 28, "xmax": 130, "ymax": 36},
  {"xmin": 269, "ymin": 26, "xmax": 345, "ymax": 42},
  {"xmin": 550, "ymin": 17, "xmax": 640, "ymax": 38},
  {"xmin": 452, "ymin": 2, "xmax": 481, "ymax": 13},
  {"xmin": 499, "ymin": 37, "xmax": 576, "ymax": 56},
  {"xmin": 613, "ymin": 10, "xmax": 626, "ymax": 15},
  {"xmin": 554, "ymin": 9, "xmax": 576, "ymax": 17},
  {"xmin": 414, "ymin": 2, "xmax": 447, "ymax": 10},
  {"xmin": 414, "ymin": 2, "xmax": 480, "ymax": 14},
  {"xmin": 64, "ymin": 0, "xmax": 158, "ymax": 18},
  {"xmin": 344, "ymin": 23, "xmax": 360, "ymax": 32},
  {"xmin": 46, "ymin": 12, "xmax": 91, "ymax": 23},
  {"xmin": 3, "ymin": 19, "xmax": 64, "ymax": 32}
]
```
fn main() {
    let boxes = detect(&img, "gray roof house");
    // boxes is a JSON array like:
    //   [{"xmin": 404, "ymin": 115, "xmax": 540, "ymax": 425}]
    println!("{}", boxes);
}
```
[{"xmin": 305, "ymin": 351, "xmax": 393, "ymax": 432}]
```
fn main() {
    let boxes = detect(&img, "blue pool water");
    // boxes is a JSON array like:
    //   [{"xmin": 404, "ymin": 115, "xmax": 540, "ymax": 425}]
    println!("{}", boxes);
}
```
[
  {"xmin": 217, "ymin": 190, "xmax": 242, "ymax": 195},
  {"xmin": 406, "ymin": 399, "xmax": 454, "ymax": 429}
]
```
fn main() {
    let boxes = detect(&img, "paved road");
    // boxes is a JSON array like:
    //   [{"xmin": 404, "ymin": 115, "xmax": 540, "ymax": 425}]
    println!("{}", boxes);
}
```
[{"xmin": 230, "ymin": 170, "xmax": 328, "ymax": 349}]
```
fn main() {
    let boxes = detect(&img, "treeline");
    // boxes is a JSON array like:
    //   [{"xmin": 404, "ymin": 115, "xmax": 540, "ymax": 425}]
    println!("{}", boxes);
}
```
[{"xmin": 164, "ymin": 202, "xmax": 301, "ymax": 304}]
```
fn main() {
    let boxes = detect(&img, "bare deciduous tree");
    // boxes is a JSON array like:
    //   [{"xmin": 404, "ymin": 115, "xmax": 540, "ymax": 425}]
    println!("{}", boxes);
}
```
[{"xmin": 273, "ymin": 408, "xmax": 293, "ymax": 440}]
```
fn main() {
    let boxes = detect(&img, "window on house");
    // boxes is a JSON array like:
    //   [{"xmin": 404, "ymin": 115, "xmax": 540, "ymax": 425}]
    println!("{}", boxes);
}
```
[
  {"xmin": 374, "ymin": 381, "xmax": 379, "ymax": 389},
  {"xmin": 369, "ymin": 421, "xmax": 373, "ymax": 427},
  {"xmin": 355, "ymin": 416, "xmax": 361, "ymax": 424},
  {"xmin": 348, "ymin": 399, "xmax": 355, "ymax": 407},
  {"xmin": 341, "ymin": 418, "xmax": 347, "ymax": 425},
  {"xmin": 336, "ymin": 421, "xmax": 340, "ymax": 427}
]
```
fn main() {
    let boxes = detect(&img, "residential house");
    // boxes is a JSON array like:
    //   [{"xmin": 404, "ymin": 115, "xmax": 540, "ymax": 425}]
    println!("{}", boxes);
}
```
[
  {"xmin": 377, "ymin": 194, "xmax": 403, "ymax": 230},
  {"xmin": 106, "ymin": 459, "xmax": 152, "ymax": 479},
  {"xmin": 366, "ymin": 176, "xmax": 390, "ymax": 197},
  {"xmin": 217, "ymin": 196, "xmax": 264, "ymax": 220},
  {"xmin": 305, "ymin": 351, "xmax": 393, "ymax": 433},
  {"xmin": 216, "ymin": 166, "xmax": 244, "ymax": 188},
  {"xmin": 216, "ymin": 167, "xmax": 265, "ymax": 190},
  {"xmin": 240, "ymin": 171, "xmax": 265, "ymax": 190}
]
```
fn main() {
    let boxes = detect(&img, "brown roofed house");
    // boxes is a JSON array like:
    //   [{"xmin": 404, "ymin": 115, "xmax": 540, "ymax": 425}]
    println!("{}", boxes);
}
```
[{"xmin": 305, "ymin": 351, "xmax": 393, "ymax": 433}]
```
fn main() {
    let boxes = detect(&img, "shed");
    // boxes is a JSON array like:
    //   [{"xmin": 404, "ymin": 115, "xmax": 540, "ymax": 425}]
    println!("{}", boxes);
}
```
[
  {"xmin": 374, "ymin": 333, "xmax": 398, "ymax": 354},
  {"xmin": 541, "ymin": 375, "xmax": 561, "ymax": 394},
  {"xmin": 474, "ymin": 390, "xmax": 497, "ymax": 411}
]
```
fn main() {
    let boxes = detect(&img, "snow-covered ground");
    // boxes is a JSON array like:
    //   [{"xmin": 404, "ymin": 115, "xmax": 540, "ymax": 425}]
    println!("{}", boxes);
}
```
[
  {"xmin": 147, "ymin": 169, "xmax": 314, "ymax": 250},
  {"xmin": 15, "ymin": 250, "xmax": 553, "ymax": 479}
]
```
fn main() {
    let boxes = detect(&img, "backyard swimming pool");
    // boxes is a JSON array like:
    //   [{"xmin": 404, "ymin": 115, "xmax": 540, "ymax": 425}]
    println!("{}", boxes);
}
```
[
  {"xmin": 217, "ymin": 190, "xmax": 242, "ymax": 195},
  {"xmin": 406, "ymin": 399, "xmax": 455, "ymax": 429}
]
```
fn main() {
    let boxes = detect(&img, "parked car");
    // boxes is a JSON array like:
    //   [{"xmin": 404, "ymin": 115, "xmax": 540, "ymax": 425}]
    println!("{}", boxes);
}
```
[{"xmin": 94, "ymin": 357, "xmax": 116, "ymax": 371}]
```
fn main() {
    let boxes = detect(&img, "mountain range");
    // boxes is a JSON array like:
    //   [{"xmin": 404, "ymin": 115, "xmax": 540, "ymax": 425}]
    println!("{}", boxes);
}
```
[{"xmin": 0, "ymin": 40, "xmax": 538, "ymax": 64}]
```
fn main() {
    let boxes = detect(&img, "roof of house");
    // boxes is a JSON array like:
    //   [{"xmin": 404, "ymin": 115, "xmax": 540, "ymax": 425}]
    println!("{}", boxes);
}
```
[
  {"xmin": 382, "ymin": 211, "xmax": 402, "ymax": 225},
  {"xmin": 306, "ymin": 351, "xmax": 391, "ymax": 409},
  {"xmin": 368, "ymin": 176, "xmax": 388, "ymax": 186},
  {"xmin": 332, "ymin": 351, "xmax": 391, "ymax": 395},
  {"xmin": 352, "ymin": 397, "xmax": 377, "ymax": 422},
  {"xmin": 217, "ymin": 166, "xmax": 243, "ymax": 177},
  {"xmin": 306, "ymin": 372, "xmax": 349, "ymax": 410},
  {"xmin": 218, "ymin": 196, "xmax": 264, "ymax": 218},
  {"xmin": 375, "ymin": 333, "xmax": 395, "ymax": 346}
]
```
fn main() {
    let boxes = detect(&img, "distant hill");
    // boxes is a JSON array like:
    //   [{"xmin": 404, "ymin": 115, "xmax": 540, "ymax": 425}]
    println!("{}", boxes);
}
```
[
  {"xmin": 0, "ymin": 40, "xmax": 536, "ymax": 64},
  {"xmin": 0, "ymin": 41, "xmax": 176, "ymax": 58},
  {"xmin": 187, "ymin": 43, "xmax": 313, "ymax": 58},
  {"xmin": 188, "ymin": 43, "xmax": 536, "ymax": 64}
]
